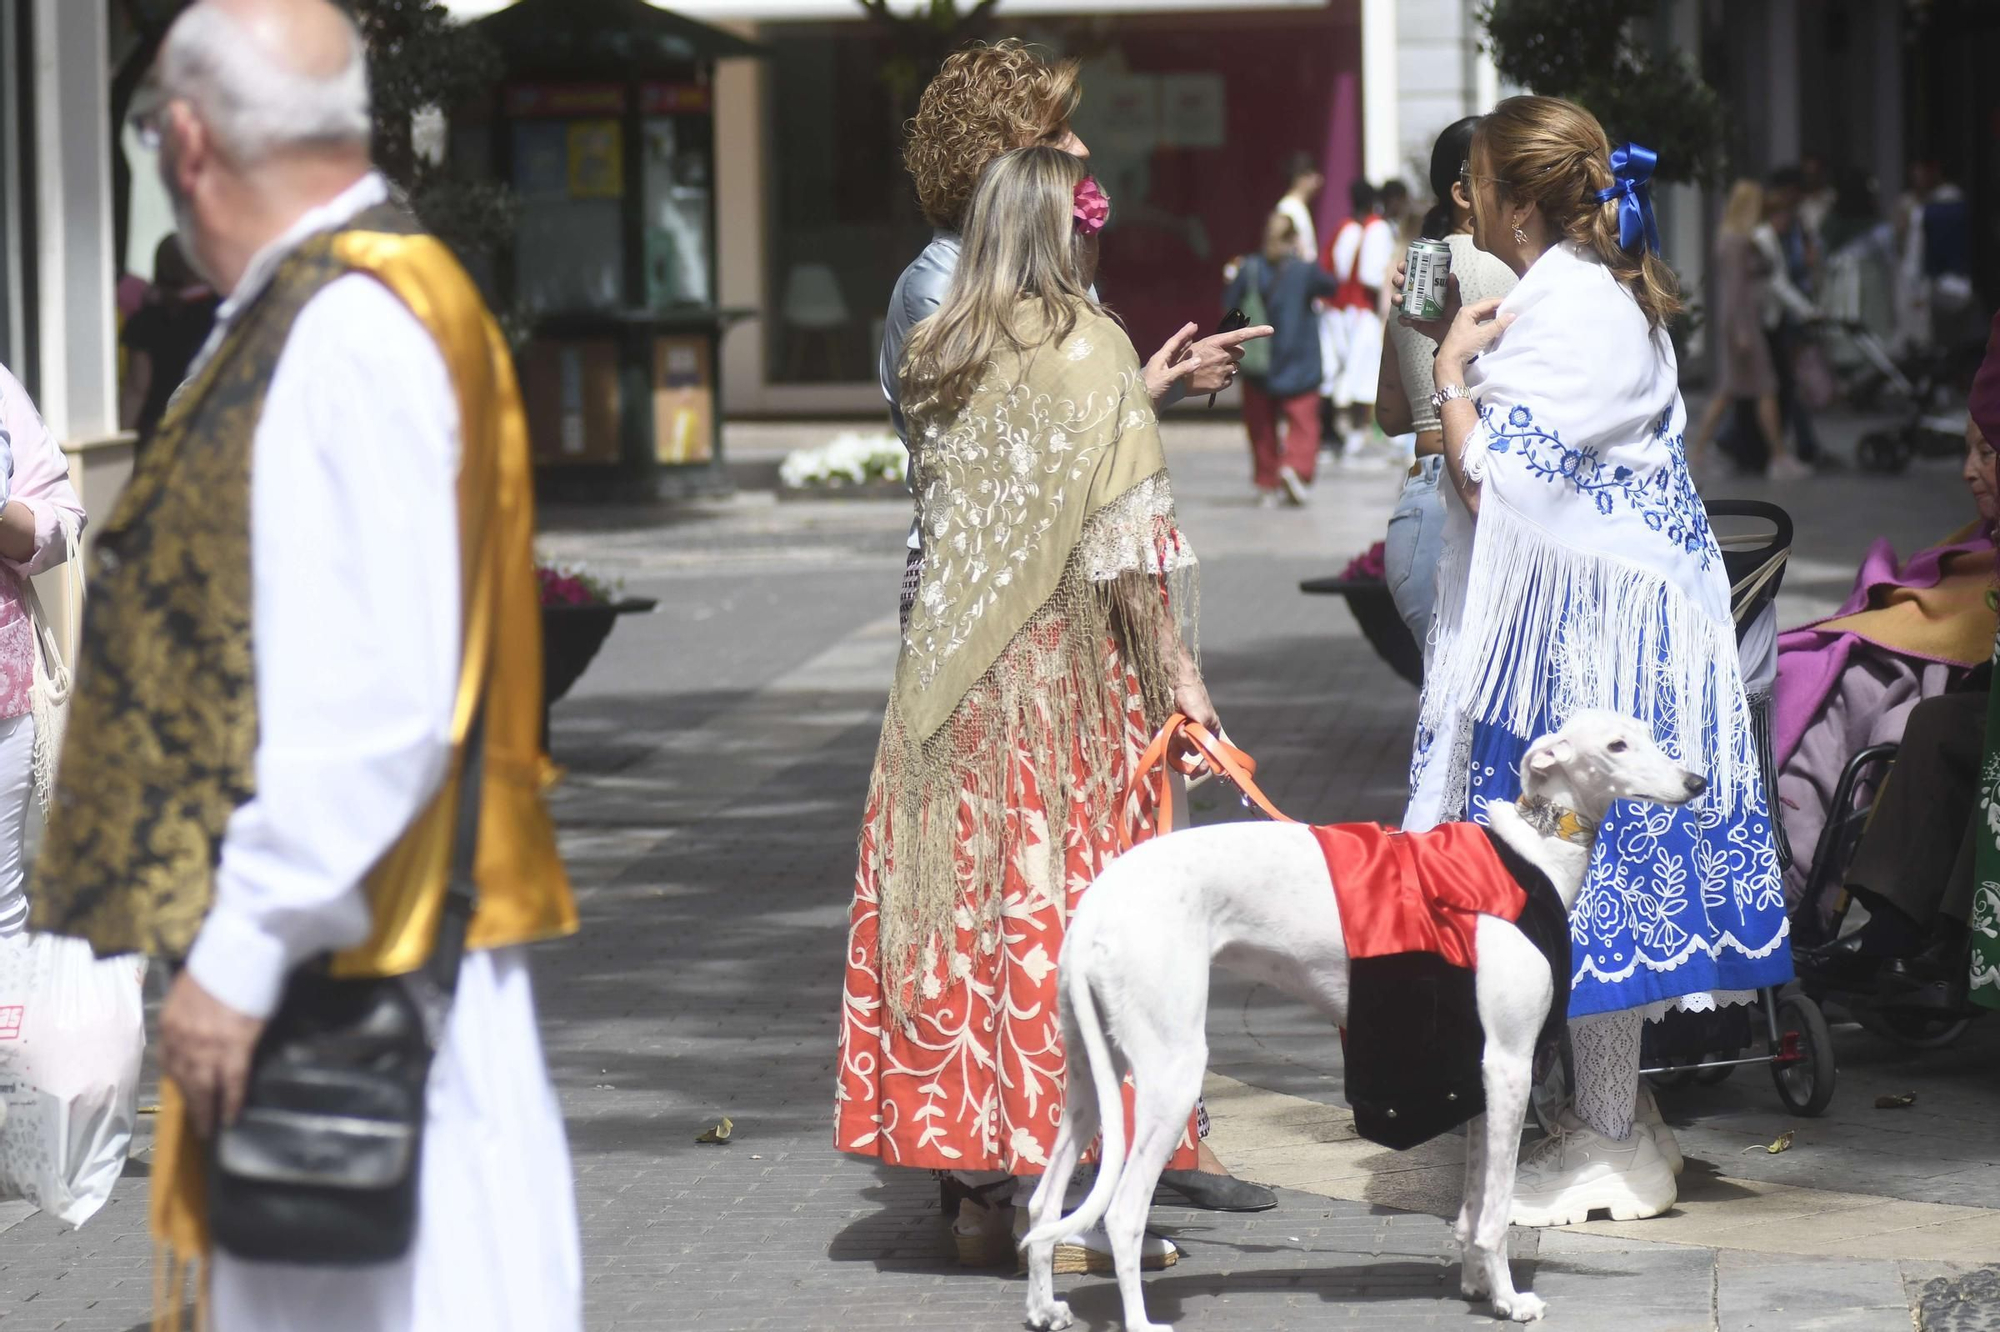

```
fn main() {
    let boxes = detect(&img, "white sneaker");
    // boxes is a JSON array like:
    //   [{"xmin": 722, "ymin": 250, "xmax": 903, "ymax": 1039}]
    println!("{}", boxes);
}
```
[
  {"xmin": 1635, "ymin": 1086, "xmax": 1683, "ymax": 1176},
  {"xmin": 1277, "ymin": 465, "xmax": 1310, "ymax": 506},
  {"xmin": 1767, "ymin": 455, "xmax": 1813, "ymax": 482},
  {"xmin": 1510, "ymin": 1120, "xmax": 1677, "ymax": 1227},
  {"xmin": 1256, "ymin": 489, "xmax": 1282, "ymax": 509}
]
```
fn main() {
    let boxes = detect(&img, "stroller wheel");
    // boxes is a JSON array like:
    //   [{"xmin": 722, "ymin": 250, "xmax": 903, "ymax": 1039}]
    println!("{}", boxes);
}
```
[
  {"xmin": 1854, "ymin": 1005, "xmax": 1971, "ymax": 1051},
  {"xmin": 1771, "ymin": 993, "xmax": 1837, "ymax": 1116},
  {"xmin": 1855, "ymin": 431, "xmax": 1910, "ymax": 474}
]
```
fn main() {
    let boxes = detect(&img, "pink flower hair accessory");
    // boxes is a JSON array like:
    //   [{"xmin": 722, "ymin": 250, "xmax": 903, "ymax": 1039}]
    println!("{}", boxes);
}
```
[{"xmin": 1072, "ymin": 176, "xmax": 1110, "ymax": 236}]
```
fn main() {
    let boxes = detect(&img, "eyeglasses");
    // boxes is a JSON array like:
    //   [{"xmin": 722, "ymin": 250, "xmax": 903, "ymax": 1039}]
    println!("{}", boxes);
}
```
[
  {"xmin": 127, "ymin": 83, "xmax": 171, "ymax": 152},
  {"xmin": 1460, "ymin": 161, "xmax": 1509, "ymax": 194}
]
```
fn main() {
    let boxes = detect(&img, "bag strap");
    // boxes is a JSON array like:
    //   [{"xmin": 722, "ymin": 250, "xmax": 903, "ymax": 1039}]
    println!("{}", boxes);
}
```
[
  {"xmin": 420, "ymin": 705, "xmax": 485, "ymax": 997},
  {"xmin": 1117, "ymin": 713, "xmax": 1294, "ymax": 853}
]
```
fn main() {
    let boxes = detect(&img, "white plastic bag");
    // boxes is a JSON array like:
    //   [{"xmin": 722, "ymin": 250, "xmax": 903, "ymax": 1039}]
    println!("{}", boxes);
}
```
[{"xmin": 0, "ymin": 934, "xmax": 145, "ymax": 1225}]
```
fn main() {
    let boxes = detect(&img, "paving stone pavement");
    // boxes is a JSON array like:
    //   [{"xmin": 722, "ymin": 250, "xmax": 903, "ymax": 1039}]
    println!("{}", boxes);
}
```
[{"xmin": 0, "ymin": 410, "xmax": 1993, "ymax": 1330}]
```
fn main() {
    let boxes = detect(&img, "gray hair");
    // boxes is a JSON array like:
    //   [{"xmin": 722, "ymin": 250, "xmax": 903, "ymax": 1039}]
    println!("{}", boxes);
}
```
[{"xmin": 158, "ymin": 4, "xmax": 372, "ymax": 165}]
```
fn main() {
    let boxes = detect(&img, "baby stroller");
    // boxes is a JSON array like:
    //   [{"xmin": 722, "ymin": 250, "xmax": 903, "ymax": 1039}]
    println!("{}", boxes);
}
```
[
  {"xmin": 1531, "ymin": 500, "xmax": 1839, "ymax": 1130},
  {"xmin": 1841, "ymin": 322, "xmax": 1984, "ymax": 474}
]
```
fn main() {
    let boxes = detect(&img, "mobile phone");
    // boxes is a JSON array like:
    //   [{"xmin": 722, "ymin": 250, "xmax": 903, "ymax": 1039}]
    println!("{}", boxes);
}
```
[{"xmin": 1208, "ymin": 307, "xmax": 1250, "ymax": 408}]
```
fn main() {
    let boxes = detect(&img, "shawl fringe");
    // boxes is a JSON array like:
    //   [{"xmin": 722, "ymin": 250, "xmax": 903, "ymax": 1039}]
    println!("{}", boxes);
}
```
[
  {"xmin": 1423, "ymin": 498, "xmax": 1752, "ymax": 808},
  {"xmin": 870, "ymin": 477, "xmax": 1196, "ymax": 1025}
]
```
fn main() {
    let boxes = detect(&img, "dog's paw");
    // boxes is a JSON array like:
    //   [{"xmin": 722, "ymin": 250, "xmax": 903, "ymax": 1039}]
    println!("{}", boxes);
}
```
[
  {"xmin": 1025, "ymin": 1299, "xmax": 1074, "ymax": 1331},
  {"xmin": 1492, "ymin": 1291, "xmax": 1547, "ymax": 1323},
  {"xmin": 1460, "ymin": 1269, "xmax": 1491, "ymax": 1301}
]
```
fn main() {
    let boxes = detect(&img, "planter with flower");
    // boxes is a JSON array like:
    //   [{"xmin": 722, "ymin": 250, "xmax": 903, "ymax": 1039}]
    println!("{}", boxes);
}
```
[
  {"xmin": 537, "ymin": 559, "xmax": 657, "ymax": 733},
  {"xmin": 776, "ymin": 430, "xmax": 910, "ymax": 500},
  {"xmin": 1298, "ymin": 540, "xmax": 1423, "ymax": 687}
]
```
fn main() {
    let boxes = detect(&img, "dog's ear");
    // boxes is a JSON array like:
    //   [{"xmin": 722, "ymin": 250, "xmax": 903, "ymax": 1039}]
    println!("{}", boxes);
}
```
[{"xmin": 1527, "ymin": 738, "xmax": 1574, "ymax": 775}]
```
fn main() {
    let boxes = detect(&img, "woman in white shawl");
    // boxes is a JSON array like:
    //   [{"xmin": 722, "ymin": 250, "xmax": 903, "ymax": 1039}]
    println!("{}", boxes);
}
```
[{"xmin": 1402, "ymin": 96, "xmax": 1791, "ymax": 1227}]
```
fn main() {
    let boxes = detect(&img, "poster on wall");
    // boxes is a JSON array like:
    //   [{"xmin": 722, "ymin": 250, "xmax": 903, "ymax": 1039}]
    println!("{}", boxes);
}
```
[
  {"xmin": 567, "ymin": 120, "xmax": 624, "ymax": 199},
  {"xmin": 1091, "ymin": 74, "xmax": 1159, "ymax": 152},
  {"xmin": 1159, "ymin": 73, "xmax": 1226, "ymax": 149}
]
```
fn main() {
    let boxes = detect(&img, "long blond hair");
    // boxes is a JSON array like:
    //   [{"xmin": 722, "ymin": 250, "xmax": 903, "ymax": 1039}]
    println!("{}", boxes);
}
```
[
  {"xmin": 1473, "ymin": 95, "xmax": 1683, "ymax": 330},
  {"xmin": 900, "ymin": 146, "xmax": 1098, "ymax": 414},
  {"xmin": 1718, "ymin": 179, "xmax": 1764, "ymax": 237}
]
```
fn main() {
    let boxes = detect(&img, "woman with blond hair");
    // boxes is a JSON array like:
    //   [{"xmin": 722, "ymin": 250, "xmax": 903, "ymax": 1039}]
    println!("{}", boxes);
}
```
[
  {"xmin": 1402, "ymin": 95, "xmax": 1790, "ymax": 1228},
  {"xmin": 881, "ymin": 40, "xmax": 1266, "ymax": 628},
  {"xmin": 1683, "ymin": 179, "xmax": 1804, "ymax": 477},
  {"xmin": 840, "ymin": 146, "xmax": 1213, "ymax": 1269}
]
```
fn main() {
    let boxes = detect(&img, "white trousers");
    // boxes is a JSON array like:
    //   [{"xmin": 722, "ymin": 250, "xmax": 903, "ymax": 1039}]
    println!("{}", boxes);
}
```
[
  {"xmin": 213, "ymin": 947, "xmax": 581, "ymax": 1332},
  {"xmin": 0, "ymin": 713, "xmax": 33, "ymax": 938}
]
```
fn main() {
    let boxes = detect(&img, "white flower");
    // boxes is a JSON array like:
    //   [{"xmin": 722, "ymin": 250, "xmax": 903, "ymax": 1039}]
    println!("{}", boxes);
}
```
[
  {"xmin": 1009, "ymin": 1127, "xmax": 1050, "ymax": 1167},
  {"xmin": 778, "ymin": 430, "xmax": 908, "ymax": 490},
  {"xmin": 1065, "ymin": 338, "xmax": 1094, "ymax": 362}
]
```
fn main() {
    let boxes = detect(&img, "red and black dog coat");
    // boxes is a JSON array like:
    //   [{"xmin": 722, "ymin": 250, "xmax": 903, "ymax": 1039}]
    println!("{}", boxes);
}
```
[{"xmin": 1313, "ymin": 822, "xmax": 1572, "ymax": 1151}]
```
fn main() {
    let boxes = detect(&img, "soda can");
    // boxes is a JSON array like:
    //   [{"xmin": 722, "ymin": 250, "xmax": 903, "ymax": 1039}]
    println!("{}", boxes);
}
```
[{"xmin": 1404, "ymin": 238, "xmax": 1454, "ymax": 322}]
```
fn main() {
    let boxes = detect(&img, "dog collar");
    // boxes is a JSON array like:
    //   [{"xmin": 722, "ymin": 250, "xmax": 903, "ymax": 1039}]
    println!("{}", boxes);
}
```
[{"xmin": 1516, "ymin": 795, "xmax": 1593, "ymax": 847}]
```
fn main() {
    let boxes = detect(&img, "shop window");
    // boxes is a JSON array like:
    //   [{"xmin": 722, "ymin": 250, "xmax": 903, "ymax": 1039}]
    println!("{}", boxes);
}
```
[{"xmin": 764, "ymin": 24, "xmax": 929, "ymax": 385}]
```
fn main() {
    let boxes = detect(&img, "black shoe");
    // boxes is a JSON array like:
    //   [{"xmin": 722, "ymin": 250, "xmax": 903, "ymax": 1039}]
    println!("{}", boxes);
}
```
[
  {"xmin": 1154, "ymin": 1169, "xmax": 1277, "ymax": 1212},
  {"xmin": 1795, "ymin": 932, "xmax": 1886, "ymax": 990},
  {"xmin": 1878, "ymin": 930, "xmax": 1971, "ymax": 1009}
]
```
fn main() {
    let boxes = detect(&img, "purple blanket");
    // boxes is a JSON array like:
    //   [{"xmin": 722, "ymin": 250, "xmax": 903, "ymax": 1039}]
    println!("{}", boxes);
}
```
[{"xmin": 1774, "ymin": 535, "xmax": 1990, "ymax": 767}]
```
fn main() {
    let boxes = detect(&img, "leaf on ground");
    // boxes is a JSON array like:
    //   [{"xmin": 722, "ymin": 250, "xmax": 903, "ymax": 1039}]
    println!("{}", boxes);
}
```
[
  {"xmin": 1874, "ymin": 1091, "xmax": 1917, "ymax": 1109},
  {"xmin": 696, "ymin": 1116, "xmax": 734, "ymax": 1145},
  {"xmin": 1740, "ymin": 1130, "xmax": 1794, "ymax": 1155}
]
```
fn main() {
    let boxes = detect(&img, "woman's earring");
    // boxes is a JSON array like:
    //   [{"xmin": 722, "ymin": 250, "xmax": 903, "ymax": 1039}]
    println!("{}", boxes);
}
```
[{"xmin": 1513, "ymin": 226, "xmax": 1530, "ymax": 246}]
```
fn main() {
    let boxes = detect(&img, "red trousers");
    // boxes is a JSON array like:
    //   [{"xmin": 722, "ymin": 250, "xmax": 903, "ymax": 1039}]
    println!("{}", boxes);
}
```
[{"xmin": 1241, "ymin": 380, "xmax": 1321, "ymax": 489}]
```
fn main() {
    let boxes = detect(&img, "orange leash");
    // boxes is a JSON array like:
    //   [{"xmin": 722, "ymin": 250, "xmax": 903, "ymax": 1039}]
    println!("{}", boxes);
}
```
[{"xmin": 1118, "ymin": 713, "xmax": 1297, "ymax": 852}]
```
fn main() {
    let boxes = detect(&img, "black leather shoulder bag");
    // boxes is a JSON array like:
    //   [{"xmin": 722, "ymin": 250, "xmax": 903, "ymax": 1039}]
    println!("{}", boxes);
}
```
[{"xmin": 208, "ymin": 711, "xmax": 486, "ymax": 1265}]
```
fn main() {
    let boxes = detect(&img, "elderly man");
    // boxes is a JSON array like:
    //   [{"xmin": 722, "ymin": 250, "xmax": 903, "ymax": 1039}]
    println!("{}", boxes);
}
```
[{"xmin": 32, "ymin": 1, "xmax": 579, "ymax": 1327}]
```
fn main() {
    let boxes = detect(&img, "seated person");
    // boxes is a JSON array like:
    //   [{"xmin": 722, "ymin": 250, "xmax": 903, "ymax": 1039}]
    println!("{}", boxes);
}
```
[
  {"xmin": 1774, "ymin": 417, "xmax": 1998, "ymax": 916},
  {"xmin": 1800, "ymin": 672, "xmax": 1990, "ymax": 1001}
]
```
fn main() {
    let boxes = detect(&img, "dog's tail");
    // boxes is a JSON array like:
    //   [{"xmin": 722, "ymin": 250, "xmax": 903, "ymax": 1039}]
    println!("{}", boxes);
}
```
[{"xmin": 1021, "ymin": 954, "xmax": 1126, "ymax": 1249}]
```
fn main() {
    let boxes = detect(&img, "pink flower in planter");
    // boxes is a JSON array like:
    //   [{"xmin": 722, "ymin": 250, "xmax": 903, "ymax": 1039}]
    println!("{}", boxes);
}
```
[{"xmin": 537, "ymin": 563, "xmax": 616, "ymax": 608}]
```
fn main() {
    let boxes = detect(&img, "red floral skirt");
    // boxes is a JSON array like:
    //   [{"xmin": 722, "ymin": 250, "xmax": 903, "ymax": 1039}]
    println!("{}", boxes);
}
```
[{"xmin": 834, "ymin": 642, "xmax": 1199, "ymax": 1174}]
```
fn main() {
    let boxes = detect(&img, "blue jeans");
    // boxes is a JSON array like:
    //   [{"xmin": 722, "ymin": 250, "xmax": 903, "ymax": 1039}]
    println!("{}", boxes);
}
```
[{"xmin": 1385, "ymin": 456, "xmax": 1445, "ymax": 648}]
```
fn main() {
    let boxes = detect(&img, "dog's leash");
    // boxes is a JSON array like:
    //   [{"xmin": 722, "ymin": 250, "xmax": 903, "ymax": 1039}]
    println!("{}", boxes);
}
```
[{"xmin": 1119, "ymin": 714, "xmax": 1297, "ymax": 852}]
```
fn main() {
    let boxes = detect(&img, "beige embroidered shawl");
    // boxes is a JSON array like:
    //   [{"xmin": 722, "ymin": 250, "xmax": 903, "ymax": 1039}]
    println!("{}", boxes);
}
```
[{"xmin": 871, "ymin": 303, "xmax": 1196, "ymax": 1017}]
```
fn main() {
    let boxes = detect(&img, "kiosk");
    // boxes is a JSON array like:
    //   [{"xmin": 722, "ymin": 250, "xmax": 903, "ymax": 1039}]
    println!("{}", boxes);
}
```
[{"xmin": 470, "ymin": 0, "xmax": 761, "ymax": 497}]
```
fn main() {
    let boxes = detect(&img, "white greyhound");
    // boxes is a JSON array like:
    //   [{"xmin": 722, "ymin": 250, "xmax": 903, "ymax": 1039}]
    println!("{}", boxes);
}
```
[{"xmin": 1021, "ymin": 709, "xmax": 1709, "ymax": 1330}]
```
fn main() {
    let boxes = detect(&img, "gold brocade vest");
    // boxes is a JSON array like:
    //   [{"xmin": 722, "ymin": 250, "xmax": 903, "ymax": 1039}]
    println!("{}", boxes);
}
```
[
  {"xmin": 28, "ymin": 208, "xmax": 578, "ymax": 1287},
  {"xmin": 33, "ymin": 205, "xmax": 575, "ymax": 967}
]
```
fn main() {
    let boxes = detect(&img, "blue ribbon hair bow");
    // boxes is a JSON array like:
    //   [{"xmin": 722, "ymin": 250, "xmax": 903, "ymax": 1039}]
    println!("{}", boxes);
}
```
[{"xmin": 1594, "ymin": 143, "xmax": 1661, "ymax": 255}]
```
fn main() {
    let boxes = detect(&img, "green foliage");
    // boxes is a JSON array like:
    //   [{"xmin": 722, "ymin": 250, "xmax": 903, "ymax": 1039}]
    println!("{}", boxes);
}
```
[
  {"xmin": 347, "ymin": 0, "xmax": 516, "ymax": 261},
  {"xmin": 1480, "ymin": 0, "xmax": 1729, "ymax": 185}
]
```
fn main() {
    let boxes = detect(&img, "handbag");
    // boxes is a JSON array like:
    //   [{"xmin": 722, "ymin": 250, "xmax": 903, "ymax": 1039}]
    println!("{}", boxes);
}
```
[
  {"xmin": 1237, "ymin": 258, "xmax": 1274, "ymax": 380},
  {"xmin": 22, "ymin": 512, "xmax": 82, "ymax": 820},
  {"xmin": 207, "ymin": 711, "xmax": 485, "ymax": 1265}
]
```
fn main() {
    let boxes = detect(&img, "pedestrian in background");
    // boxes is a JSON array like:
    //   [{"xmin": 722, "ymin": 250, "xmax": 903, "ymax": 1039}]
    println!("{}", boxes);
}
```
[
  {"xmin": 1379, "ymin": 176, "xmax": 1419, "ymax": 245},
  {"xmin": 1273, "ymin": 151, "xmax": 1324, "ymax": 263},
  {"xmin": 838, "ymin": 146, "xmax": 1218, "ymax": 1272},
  {"xmin": 1374, "ymin": 115, "xmax": 1517, "ymax": 645},
  {"xmin": 0, "ymin": 363, "xmax": 85, "ymax": 938},
  {"xmin": 1224, "ymin": 212, "xmax": 1339, "ymax": 506},
  {"xmin": 1758, "ymin": 166, "xmax": 1825, "ymax": 467},
  {"xmin": 1321, "ymin": 179, "xmax": 1395, "ymax": 467},
  {"xmin": 119, "ymin": 233, "xmax": 219, "ymax": 446},
  {"xmin": 35, "ymin": 2, "xmax": 581, "ymax": 1327},
  {"xmin": 1405, "ymin": 94, "xmax": 1790, "ymax": 1230},
  {"xmin": 882, "ymin": 39, "xmax": 1266, "ymax": 629},
  {"xmin": 1684, "ymin": 180, "xmax": 1807, "ymax": 480}
]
